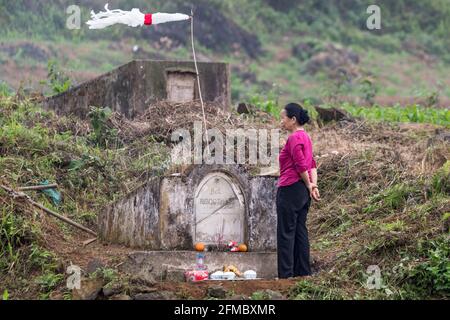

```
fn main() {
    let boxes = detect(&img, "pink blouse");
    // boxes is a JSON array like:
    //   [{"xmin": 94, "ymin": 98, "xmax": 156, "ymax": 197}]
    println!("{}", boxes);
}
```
[{"xmin": 278, "ymin": 130, "xmax": 316, "ymax": 187}]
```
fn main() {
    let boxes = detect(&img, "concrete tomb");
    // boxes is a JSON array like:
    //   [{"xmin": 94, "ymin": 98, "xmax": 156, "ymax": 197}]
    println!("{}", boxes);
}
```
[
  {"xmin": 99, "ymin": 165, "xmax": 280, "ymax": 278},
  {"xmin": 43, "ymin": 60, "xmax": 231, "ymax": 119}
]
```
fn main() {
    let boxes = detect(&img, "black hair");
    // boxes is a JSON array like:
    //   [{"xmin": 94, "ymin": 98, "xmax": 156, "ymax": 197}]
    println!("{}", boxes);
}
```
[{"xmin": 284, "ymin": 103, "xmax": 310, "ymax": 125}]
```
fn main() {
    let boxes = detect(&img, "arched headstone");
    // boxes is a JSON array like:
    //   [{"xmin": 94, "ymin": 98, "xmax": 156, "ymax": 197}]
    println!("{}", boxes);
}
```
[{"xmin": 194, "ymin": 172, "xmax": 245, "ymax": 245}]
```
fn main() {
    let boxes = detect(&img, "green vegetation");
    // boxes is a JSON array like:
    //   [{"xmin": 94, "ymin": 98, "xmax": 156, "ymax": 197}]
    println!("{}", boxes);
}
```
[
  {"xmin": 2, "ymin": 1, "xmax": 449, "ymax": 57},
  {"xmin": 44, "ymin": 60, "xmax": 72, "ymax": 96},
  {"xmin": 397, "ymin": 236, "xmax": 450, "ymax": 298},
  {"xmin": 90, "ymin": 267, "xmax": 119, "ymax": 284},
  {"xmin": 0, "ymin": 82, "xmax": 13, "ymax": 97},
  {"xmin": 0, "ymin": 95, "xmax": 171, "ymax": 298},
  {"xmin": 304, "ymin": 138, "xmax": 450, "ymax": 300},
  {"xmin": 247, "ymin": 96, "xmax": 450, "ymax": 127},
  {"xmin": 1, "ymin": 0, "xmax": 450, "ymax": 103},
  {"xmin": 87, "ymin": 107, "xmax": 120, "ymax": 148},
  {"xmin": 340, "ymin": 103, "xmax": 450, "ymax": 127}
]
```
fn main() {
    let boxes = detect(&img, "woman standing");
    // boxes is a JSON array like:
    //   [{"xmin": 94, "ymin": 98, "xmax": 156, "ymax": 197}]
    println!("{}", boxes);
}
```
[{"xmin": 277, "ymin": 103, "xmax": 320, "ymax": 278}]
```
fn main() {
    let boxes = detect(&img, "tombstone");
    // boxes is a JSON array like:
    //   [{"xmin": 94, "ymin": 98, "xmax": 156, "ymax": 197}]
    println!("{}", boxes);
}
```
[{"xmin": 194, "ymin": 172, "xmax": 245, "ymax": 245}]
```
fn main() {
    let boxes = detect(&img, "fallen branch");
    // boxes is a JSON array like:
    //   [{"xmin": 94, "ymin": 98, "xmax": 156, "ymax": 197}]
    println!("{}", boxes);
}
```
[
  {"xmin": 18, "ymin": 184, "xmax": 58, "ymax": 191},
  {"xmin": 82, "ymin": 238, "xmax": 98, "ymax": 246},
  {"xmin": 1, "ymin": 184, "xmax": 97, "ymax": 238}
]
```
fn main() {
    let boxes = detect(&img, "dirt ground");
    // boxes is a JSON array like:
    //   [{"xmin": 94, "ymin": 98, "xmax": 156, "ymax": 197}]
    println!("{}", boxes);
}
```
[
  {"xmin": 43, "ymin": 226, "xmax": 302, "ymax": 299},
  {"xmin": 155, "ymin": 278, "xmax": 301, "ymax": 299},
  {"xmin": 44, "ymin": 231, "xmax": 133, "ymax": 270}
]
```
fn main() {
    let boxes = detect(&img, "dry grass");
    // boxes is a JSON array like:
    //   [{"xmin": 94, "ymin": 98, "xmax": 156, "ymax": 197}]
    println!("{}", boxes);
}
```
[{"xmin": 107, "ymin": 100, "xmax": 277, "ymax": 144}]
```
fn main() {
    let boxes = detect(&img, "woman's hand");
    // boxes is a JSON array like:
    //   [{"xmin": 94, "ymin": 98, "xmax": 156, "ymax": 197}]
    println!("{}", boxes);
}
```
[
  {"xmin": 311, "ymin": 186, "xmax": 321, "ymax": 202},
  {"xmin": 306, "ymin": 183, "xmax": 317, "ymax": 197},
  {"xmin": 306, "ymin": 183, "xmax": 321, "ymax": 201}
]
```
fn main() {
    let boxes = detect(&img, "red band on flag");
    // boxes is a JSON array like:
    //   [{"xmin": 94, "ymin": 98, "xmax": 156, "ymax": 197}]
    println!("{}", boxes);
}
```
[{"xmin": 144, "ymin": 14, "xmax": 152, "ymax": 25}]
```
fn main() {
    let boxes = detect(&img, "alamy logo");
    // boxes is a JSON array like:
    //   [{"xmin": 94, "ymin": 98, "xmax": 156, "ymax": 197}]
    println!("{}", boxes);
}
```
[
  {"xmin": 66, "ymin": 264, "xmax": 81, "ymax": 290},
  {"xmin": 66, "ymin": 5, "xmax": 81, "ymax": 30},
  {"xmin": 171, "ymin": 121, "xmax": 280, "ymax": 166},
  {"xmin": 366, "ymin": 5, "xmax": 381, "ymax": 30},
  {"xmin": 366, "ymin": 265, "xmax": 382, "ymax": 289}
]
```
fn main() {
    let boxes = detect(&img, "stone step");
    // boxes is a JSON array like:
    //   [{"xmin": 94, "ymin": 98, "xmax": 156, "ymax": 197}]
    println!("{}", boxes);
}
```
[{"xmin": 120, "ymin": 251, "xmax": 277, "ymax": 280}]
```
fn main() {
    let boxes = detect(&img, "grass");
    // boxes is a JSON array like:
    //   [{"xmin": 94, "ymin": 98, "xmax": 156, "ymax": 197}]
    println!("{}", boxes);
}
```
[
  {"xmin": 35, "ymin": 272, "xmax": 64, "ymax": 293},
  {"xmin": 289, "ymin": 279, "xmax": 348, "ymax": 300},
  {"xmin": 307, "ymin": 132, "xmax": 449, "ymax": 300},
  {"xmin": 0, "ymin": 95, "xmax": 171, "ymax": 298}
]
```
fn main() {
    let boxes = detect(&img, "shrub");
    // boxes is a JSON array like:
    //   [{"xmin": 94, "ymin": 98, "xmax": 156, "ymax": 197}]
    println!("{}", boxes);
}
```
[{"xmin": 401, "ymin": 237, "xmax": 450, "ymax": 297}]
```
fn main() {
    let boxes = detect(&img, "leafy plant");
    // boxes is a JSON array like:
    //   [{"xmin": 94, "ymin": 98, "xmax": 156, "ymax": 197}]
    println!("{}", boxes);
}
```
[
  {"xmin": 430, "ymin": 161, "xmax": 450, "ymax": 195},
  {"xmin": 35, "ymin": 272, "xmax": 64, "ymax": 292},
  {"xmin": 365, "ymin": 183, "xmax": 416, "ymax": 213},
  {"xmin": 88, "ymin": 106, "xmax": 120, "ymax": 147},
  {"xmin": 250, "ymin": 291, "xmax": 265, "ymax": 300},
  {"xmin": 398, "ymin": 237, "xmax": 450, "ymax": 297},
  {"xmin": 339, "ymin": 103, "xmax": 450, "ymax": 127},
  {"xmin": 380, "ymin": 220, "xmax": 405, "ymax": 232},
  {"xmin": 45, "ymin": 60, "xmax": 71, "ymax": 95},
  {"xmin": 0, "ymin": 206, "xmax": 35, "ymax": 272},
  {"xmin": 0, "ymin": 82, "xmax": 13, "ymax": 97},
  {"xmin": 248, "ymin": 93, "xmax": 280, "ymax": 118},
  {"xmin": 91, "ymin": 267, "xmax": 118, "ymax": 283},
  {"xmin": 2, "ymin": 290, "xmax": 9, "ymax": 301},
  {"xmin": 28, "ymin": 244, "xmax": 57, "ymax": 272}
]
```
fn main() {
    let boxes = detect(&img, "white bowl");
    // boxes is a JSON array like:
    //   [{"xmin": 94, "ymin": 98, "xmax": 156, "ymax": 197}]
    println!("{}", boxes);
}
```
[{"xmin": 243, "ymin": 270, "xmax": 257, "ymax": 279}]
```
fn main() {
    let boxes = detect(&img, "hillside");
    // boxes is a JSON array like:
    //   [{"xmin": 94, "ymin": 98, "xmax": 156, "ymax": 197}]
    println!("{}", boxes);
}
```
[
  {"xmin": 0, "ymin": 0, "xmax": 449, "ymax": 301},
  {"xmin": 0, "ymin": 93, "xmax": 448, "ymax": 300},
  {"xmin": 1, "ymin": 0, "xmax": 450, "ymax": 105}
]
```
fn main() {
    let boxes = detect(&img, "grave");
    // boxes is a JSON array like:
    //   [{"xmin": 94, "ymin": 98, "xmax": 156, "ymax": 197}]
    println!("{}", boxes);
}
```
[
  {"xmin": 99, "ymin": 164, "xmax": 279, "ymax": 279},
  {"xmin": 42, "ymin": 60, "xmax": 231, "ymax": 119}
]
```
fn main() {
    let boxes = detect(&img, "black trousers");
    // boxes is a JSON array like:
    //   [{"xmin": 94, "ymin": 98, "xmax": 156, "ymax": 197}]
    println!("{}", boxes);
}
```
[{"xmin": 276, "ymin": 180, "xmax": 311, "ymax": 278}]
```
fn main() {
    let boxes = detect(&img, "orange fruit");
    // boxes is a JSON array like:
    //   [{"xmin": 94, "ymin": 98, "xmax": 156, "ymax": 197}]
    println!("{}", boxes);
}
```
[
  {"xmin": 238, "ymin": 244, "xmax": 248, "ymax": 252},
  {"xmin": 194, "ymin": 242, "xmax": 205, "ymax": 252}
]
